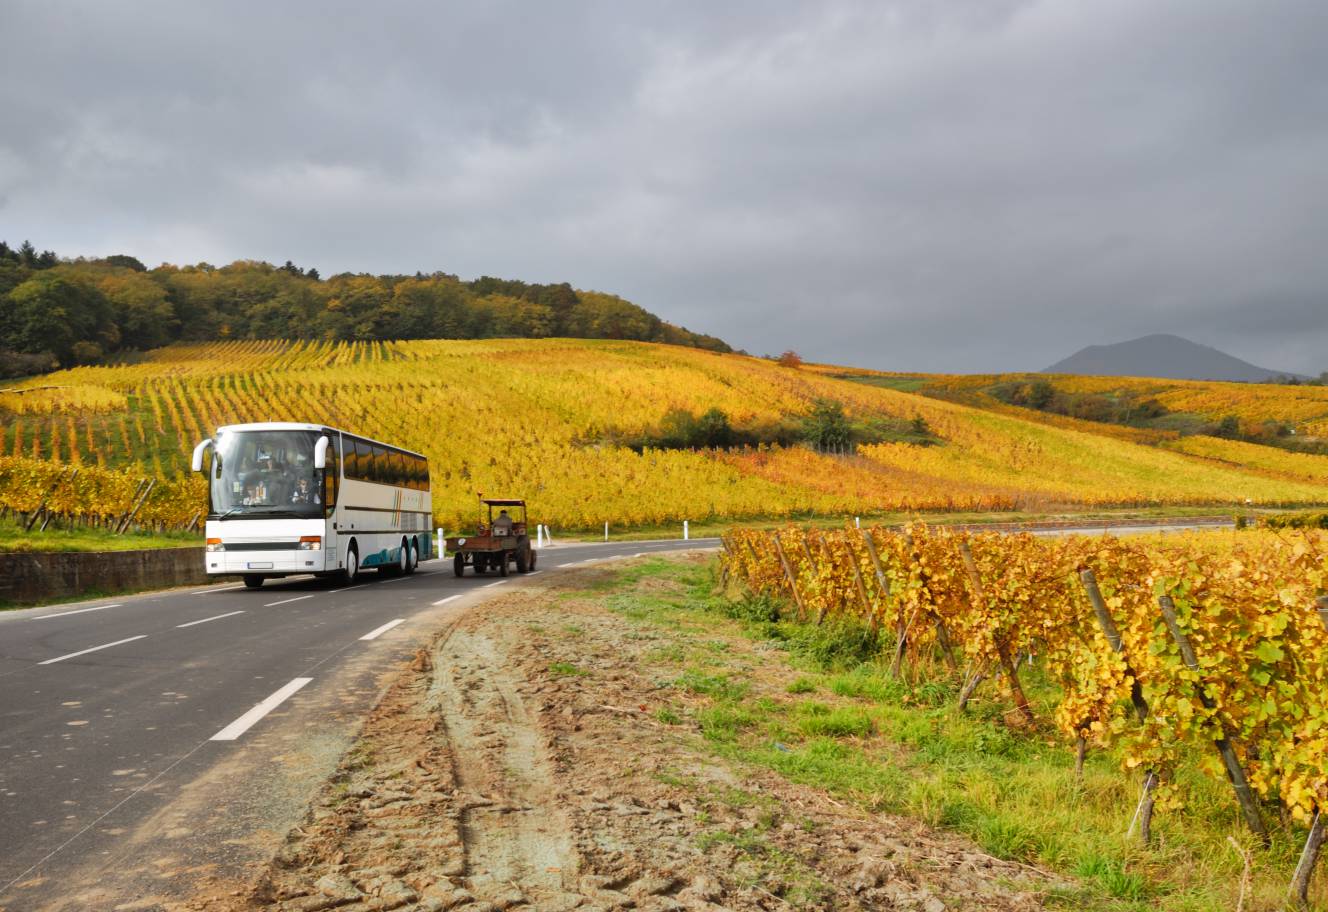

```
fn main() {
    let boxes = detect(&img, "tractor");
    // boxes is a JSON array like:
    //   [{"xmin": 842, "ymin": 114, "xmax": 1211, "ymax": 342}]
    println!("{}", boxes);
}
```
[{"xmin": 447, "ymin": 497, "xmax": 536, "ymax": 577}]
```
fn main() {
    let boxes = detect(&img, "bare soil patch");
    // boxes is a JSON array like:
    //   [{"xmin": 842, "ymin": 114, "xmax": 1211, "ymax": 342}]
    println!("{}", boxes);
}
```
[{"xmin": 182, "ymin": 558, "xmax": 1051, "ymax": 912}]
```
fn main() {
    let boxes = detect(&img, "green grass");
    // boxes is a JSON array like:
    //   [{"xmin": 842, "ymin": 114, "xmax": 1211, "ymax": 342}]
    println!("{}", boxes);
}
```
[
  {"xmin": 0, "ymin": 516, "xmax": 198, "ymax": 553},
  {"xmin": 548, "ymin": 661, "xmax": 588, "ymax": 677},
  {"xmin": 595, "ymin": 554, "xmax": 1320, "ymax": 912}
]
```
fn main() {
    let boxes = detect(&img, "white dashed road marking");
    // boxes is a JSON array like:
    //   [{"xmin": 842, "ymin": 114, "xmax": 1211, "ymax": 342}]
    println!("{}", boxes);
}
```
[
  {"xmin": 39, "ymin": 635, "xmax": 148, "ymax": 666},
  {"xmin": 210, "ymin": 678, "xmax": 312, "ymax": 741},
  {"xmin": 176, "ymin": 611, "xmax": 245, "ymax": 629},
  {"xmin": 34, "ymin": 604, "xmax": 121, "ymax": 620},
  {"xmin": 360, "ymin": 619, "xmax": 405, "ymax": 641},
  {"xmin": 264, "ymin": 595, "xmax": 314, "ymax": 607}
]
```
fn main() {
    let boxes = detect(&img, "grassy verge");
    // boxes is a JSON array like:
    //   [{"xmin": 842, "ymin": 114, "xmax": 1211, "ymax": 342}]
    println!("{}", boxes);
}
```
[
  {"xmin": 0, "ymin": 517, "xmax": 199, "ymax": 553},
  {"xmin": 585, "ymin": 555, "xmax": 1318, "ymax": 912}
]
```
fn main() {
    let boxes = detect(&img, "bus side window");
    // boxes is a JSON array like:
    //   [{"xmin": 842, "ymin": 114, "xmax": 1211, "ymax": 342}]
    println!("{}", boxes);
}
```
[
  {"xmin": 356, "ymin": 439, "xmax": 373, "ymax": 480},
  {"xmin": 370, "ymin": 445, "xmax": 387, "ymax": 484},
  {"xmin": 390, "ymin": 451, "xmax": 405, "ymax": 487},
  {"xmin": 419, "ymin": 458, "xmax": 429, "ymax": 491},
  {"xmin": 343, "ymin": 439, "xmax": 359, "ymax": 479}
]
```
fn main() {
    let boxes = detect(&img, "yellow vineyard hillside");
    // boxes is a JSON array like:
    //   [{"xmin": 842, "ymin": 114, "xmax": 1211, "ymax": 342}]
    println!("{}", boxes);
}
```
[{"xmin": 3, "ymin": 339, "xmax": 1328, "ymax": 530}]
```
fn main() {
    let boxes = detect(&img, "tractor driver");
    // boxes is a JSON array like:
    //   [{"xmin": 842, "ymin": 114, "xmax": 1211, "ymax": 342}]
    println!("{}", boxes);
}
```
[{"xmin": 493, "ymin": 509, "xmax": 514, "ymax": 535}]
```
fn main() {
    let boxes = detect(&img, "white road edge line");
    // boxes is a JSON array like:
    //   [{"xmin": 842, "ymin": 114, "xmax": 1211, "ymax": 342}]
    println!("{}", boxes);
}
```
[
  {"xmin": 483, "ymin": 580, "xmax": 509, "ymax": 588},
  {"xmin": 210, "ymin": 677, "xmax": 313, "ymax": 741},
  {"xmin": 194, "ymin": 585, "xmax": 245, "ymax": 595},
  {"xmin": 264, "ymin": 594, "xmax": 314, "ymax": 607},
  {"xmin": 360, "ymin": 618, "xmax": 405, "ymax": 641},
  {"xmin": 431, "ymin": 595, "xmax": 461, "ymax": 606},
  {"xmin": 38, "ymin": 635, "xmax": 148, "ymax": 666},
  {"xmin": 35, "ymin": 603, "xmax": 121, "ymax": 620},
  {"xmin": 176, "ymin": 610, "xmax": 246, "ymax": 629}
]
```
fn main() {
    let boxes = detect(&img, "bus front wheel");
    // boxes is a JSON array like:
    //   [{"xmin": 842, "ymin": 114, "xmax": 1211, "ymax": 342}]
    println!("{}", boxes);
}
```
[
  {"xmin": 243, "ymin": 575, "xmax": 263, "ymax": 589},
  {"xmin": 342, "ymin": 545, "xmax": 359, "ymax": 584}
]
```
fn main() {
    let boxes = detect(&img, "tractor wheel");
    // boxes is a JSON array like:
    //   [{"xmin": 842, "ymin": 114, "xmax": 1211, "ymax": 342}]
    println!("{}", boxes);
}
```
[
  {"xmin": 499, "ymin": 554, "xmax": 509, "ymax": 577},
  {"xmin": 529, "ymin": 550, "xmax": 537, "ymax": 570},
  {"xmin": 516, "ymin": 546, "xmax": 529, "ymax": 573},
  {"xmin": 454, "ymin": 553, "xmax": 465, "ymax": 577}
]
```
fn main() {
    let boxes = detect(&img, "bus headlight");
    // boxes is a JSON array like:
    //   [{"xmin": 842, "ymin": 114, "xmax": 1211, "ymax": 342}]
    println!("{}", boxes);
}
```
[
  {"xmin": 206, "ymin": 538, "xmax": 225, "ymax": 552},
  {"xmin": 298, "ymin": 536, "xmax": 322, "ymax": 551}
]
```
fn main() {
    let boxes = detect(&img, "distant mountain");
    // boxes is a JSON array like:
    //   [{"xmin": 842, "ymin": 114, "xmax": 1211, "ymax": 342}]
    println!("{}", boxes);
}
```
[{"xmin": 1043, "ymin": 334, "xmax": 1302, "ymax": 382}]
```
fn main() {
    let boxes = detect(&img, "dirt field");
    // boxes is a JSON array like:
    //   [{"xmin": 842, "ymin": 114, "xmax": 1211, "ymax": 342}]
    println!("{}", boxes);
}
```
[{"xmin": 182, "ymin": 556, "xmax": 1052, "ymax": 912}]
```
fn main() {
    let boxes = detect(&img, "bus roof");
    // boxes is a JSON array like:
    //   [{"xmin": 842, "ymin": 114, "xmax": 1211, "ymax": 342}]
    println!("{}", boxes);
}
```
[{"xmin": 215, "ymin": 423, "xmax": 427, "ymax": 460}]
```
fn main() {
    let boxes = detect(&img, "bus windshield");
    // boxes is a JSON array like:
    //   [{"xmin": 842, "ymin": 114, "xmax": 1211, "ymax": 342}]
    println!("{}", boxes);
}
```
[{"xmin": 210, "ymin": 429, "xmax": 325, "ymax": 518}]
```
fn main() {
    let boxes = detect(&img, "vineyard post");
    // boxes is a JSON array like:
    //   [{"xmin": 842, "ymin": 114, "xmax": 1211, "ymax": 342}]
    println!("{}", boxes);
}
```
[
  {"xmin": 116, "ymin": 479, "xmax": 156, "ymax": 534},
  {"xmin": 1287, "ymin": 596, "xmax": 1328, "ymax": 907},
  {"xmin": 113, "ymin": 479, "xmax": 149, "ymax": 534},
  {"xmin": 24, "ymin": 470, "xmax": 72, "ymax": 532},
  {"xmin": 38, "ymin": 469, "xmax": 80, "ymax": 532},
  {"xmin": 858, "ymin": 529, "xmax": 889, "ymax": 634},
  {"xmin": 1081, "ymin": 569, "xmax": 1156, "ymax": 843},
  {"xmin": 802, "ymin": 533, "xmax": 827, "ymax": 625},
  {"xmin": 1157, "ymin": 595, "xmax": 1268, "ymax": 845},
  {"xmin": 772, "ymin": 534, "xmax": 808, "ymax": 621},
  {"xmin": 960, "ymin": 540, "xmax": 1033, "ymax": 723},
  {"xmin": 840, "ymin": 536, "xmax": 875, "ymax": 629}
]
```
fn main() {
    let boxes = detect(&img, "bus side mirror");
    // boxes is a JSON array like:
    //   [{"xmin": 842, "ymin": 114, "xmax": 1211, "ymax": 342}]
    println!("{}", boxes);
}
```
[
  {"xmin": 314, "ymin": 436, "xmax": 330, "ymax": 470},
  {"xmin": 191, "ymin": 439, "xmax": 213, "ymax": 472}
]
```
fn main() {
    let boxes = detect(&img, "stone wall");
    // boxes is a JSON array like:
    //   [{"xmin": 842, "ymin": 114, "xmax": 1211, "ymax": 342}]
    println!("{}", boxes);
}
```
[{"xmin": 0, "ymin": 547, "xmax": 209, "ymax": 606}]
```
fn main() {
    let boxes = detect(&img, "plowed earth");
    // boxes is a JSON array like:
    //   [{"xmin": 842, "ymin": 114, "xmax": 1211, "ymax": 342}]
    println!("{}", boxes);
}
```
[{"xmin": 184, "ymin": 557, "xmax": 1052, "ymax": 912}]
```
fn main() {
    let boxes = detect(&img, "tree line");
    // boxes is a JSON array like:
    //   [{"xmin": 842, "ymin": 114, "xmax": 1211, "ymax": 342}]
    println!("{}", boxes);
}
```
[{"xmin": 0, "ymin": 240, "xmax": 730, "ymax": 377}]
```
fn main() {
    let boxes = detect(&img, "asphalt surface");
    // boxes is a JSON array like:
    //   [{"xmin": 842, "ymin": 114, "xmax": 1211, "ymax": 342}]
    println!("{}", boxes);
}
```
[{"xmin": 0, "ymin": 537, "xmax": 720, "ymax": 910}]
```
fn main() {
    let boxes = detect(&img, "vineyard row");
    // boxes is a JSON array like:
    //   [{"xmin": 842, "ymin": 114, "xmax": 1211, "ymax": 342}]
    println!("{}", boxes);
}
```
[{"xmin": 721, "ymin": 525, "xmax": 1328, "ymax": 903}]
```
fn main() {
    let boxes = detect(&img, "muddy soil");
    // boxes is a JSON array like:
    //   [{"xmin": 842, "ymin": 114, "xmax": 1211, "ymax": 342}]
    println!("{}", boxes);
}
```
[{"xmin": 182, "ymin": 558, "xmax": 1052, "ymax": 912}]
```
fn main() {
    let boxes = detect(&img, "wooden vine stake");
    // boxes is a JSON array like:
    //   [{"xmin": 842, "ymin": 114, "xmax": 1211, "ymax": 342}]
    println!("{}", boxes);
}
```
[
  {"xmin": 840, "ymin": 537, "xmax": 875, "ymax": 632},
  {"xmin": 1080, "ymin": 569, "xmax": 1156, "ymax": 844},
  {"xmin": 771, "ymin": 534, "xmax": 808, "ymax": 622},
  {"xmin": 1287, "ymin": 595, "xmax": 1328, "ymax": 907},
  {"xmin": 959, "ymin": 539, "xmax": 1033, "ymax": 723},
  {"xmin": 858, "ymin": 528, "xmax": 889, "ymax": 635},
  {"xmin": 1157, "ymin": 595, "xmax": 1268, "ymax": 845}
]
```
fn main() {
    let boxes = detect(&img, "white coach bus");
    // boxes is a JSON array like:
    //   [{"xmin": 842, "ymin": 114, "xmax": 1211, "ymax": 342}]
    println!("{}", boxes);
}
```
[{"xmin": 192, "ymin": 422, "xmax": 432, "ymax": 589}]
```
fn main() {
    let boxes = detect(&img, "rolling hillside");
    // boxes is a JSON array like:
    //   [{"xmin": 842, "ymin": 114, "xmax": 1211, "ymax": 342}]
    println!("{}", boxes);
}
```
[
  {"xmin": 1044, "ymin": 333, "xmax": 1301, "ymax": 382},
  {"xmin": 3, "ymin": 338, "xmax": 1328, "ymax": 531}
]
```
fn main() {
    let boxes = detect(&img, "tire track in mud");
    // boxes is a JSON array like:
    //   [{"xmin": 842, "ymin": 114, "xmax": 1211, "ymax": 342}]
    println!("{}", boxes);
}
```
[{"xmin": 432, "ymin": 628, "xmax": 580, "ymax": 905}]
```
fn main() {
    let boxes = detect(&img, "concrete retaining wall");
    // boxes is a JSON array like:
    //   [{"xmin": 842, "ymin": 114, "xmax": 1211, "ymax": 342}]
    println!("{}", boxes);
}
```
[{"xmin": 0, "ymin": 547, "xmax": 209, "ymax": 606}]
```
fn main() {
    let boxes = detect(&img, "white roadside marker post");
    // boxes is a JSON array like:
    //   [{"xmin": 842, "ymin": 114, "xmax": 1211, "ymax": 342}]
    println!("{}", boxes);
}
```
[
  {"xmin": 684, "ymin": 520, "xmax": 689, "ymax": 541},
  {"xmin": 855, "ymin": 516, "xmax": 860, "ymax": 529},
  {"xmin": 437, "ymin": 528, "xmax": 445, "ymax": 559},
  {"xmin": 604, "ymin": 521, "xmax": 609, "ymax": 542}
]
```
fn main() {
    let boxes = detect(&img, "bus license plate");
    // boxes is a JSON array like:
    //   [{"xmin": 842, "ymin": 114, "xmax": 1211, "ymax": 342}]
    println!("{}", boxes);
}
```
[{"xmin": 247, "ymin": 562, "xmax": 274, "ymax": 569}]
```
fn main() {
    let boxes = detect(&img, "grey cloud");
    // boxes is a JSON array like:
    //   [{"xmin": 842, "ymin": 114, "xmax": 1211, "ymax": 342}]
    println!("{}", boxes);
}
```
[{"xmin": 1, "ymin": 0, "xmax": 1325, "ymax": 373}]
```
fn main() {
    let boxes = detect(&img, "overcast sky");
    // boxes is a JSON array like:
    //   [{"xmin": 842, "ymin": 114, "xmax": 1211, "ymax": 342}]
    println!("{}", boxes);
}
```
[{"xmin": 2, "ymin": 1, "xmax": 1326, "ymax": 373}]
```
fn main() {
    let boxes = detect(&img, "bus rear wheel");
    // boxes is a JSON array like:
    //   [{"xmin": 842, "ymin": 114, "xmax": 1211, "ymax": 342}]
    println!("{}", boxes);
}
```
[{"xmin": 407, "ymin": 541, "xmax": 419, "ymax": 574}]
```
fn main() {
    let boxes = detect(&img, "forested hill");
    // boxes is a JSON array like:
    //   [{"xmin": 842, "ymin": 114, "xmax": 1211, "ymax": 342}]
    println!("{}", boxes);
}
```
[{"xmin": 0, "ymin": 240, "xmax": 729, "ymax": 375}]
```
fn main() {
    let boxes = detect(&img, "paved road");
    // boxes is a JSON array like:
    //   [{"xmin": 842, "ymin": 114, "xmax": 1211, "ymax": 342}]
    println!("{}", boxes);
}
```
[{"xmin": 0, "ymin": 538, "xmax": 719, "ymax": 911}]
